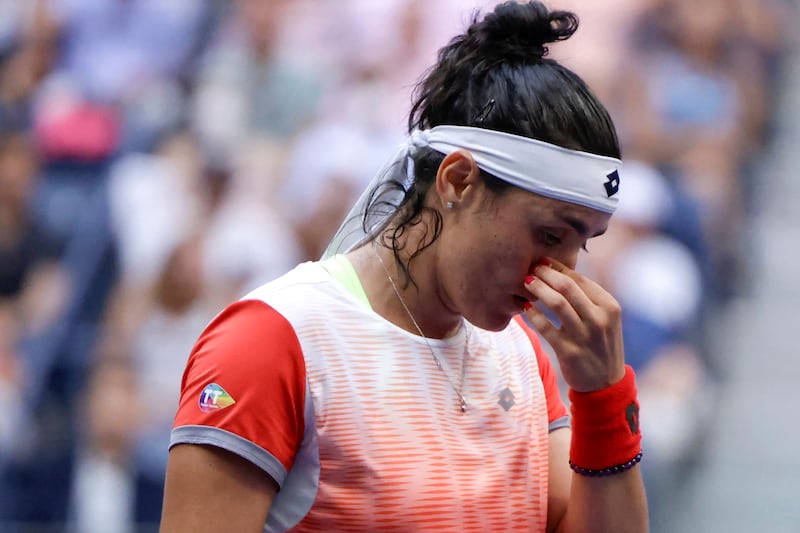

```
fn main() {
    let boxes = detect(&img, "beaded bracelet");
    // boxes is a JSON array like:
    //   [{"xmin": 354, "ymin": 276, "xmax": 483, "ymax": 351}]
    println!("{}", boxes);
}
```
[{"xmin": 569, "ymin": 451, "xmax": 643, "ymax": 477}]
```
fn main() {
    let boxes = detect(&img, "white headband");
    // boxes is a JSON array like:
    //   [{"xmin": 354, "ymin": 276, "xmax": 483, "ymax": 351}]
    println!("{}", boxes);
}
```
[{"xmin": 322, "ymin": 125, "xmax": 622, "ymax": 258}]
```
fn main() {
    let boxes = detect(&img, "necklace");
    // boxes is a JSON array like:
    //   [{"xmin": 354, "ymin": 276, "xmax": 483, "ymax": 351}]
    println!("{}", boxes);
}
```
[{"xmin": 372, "ymin": 243, "xmax": 469, "ymax": 412}]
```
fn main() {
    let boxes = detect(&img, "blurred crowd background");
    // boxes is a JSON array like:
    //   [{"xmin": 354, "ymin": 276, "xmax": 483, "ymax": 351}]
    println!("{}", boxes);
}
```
[{"xmin": 0, "ymin": 0, "xmax": 795, "ymax": 531}]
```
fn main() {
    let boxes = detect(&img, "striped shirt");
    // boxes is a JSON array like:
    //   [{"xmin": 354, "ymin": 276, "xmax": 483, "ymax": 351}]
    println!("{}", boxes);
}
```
[{"xmin": 171, "ymin": 260, "xmax": 568, "ymax": 532}]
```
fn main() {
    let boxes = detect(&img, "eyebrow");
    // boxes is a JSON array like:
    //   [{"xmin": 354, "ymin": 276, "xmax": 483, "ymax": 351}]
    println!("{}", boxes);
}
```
[{"xmin": 559, "ymin": 215, "xmax": 607, "ymax": 238}]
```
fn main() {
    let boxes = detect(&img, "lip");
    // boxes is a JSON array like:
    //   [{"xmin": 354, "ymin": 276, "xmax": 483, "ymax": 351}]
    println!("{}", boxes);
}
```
[{"xmin": 512, "ymin": 294, "xmax": 531, "ymax": 309}]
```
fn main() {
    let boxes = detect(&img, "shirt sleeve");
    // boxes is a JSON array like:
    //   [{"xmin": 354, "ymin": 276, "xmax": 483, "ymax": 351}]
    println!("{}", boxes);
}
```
[
  {"xmin": 513, "ymin": 316, "xmax": 569, "ymax": 430},
  {"xmin": 171, "ymin": 299, "xmax": 307, "ymax": 487}
]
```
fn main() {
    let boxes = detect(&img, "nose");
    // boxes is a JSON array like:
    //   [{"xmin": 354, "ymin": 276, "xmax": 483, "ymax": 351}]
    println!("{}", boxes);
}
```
[
  {"xmin": 560, "ymin": 249, "xmax": 579, "ymax": 270},
  {"xmin": 532, "ymin": 249, "xmax": 579, "ymax": 272}
]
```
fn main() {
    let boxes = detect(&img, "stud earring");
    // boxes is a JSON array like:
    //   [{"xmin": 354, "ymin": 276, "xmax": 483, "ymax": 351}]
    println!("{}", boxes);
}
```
[{"xmin": 446, "ymin": 201, "xmax": 454, "ymax": 209}]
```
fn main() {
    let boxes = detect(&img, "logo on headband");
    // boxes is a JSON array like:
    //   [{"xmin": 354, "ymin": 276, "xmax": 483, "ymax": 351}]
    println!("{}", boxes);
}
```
[
  {"xmin": 604, "ymin": 170, "xmax": 620, "ymax": 197},
  {"xmin": 604, "ymin": 170, "xmax": 621, "ymax": 197}
]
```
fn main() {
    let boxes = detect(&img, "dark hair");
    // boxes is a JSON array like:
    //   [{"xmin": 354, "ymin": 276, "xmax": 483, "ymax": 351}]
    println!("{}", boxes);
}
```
[{"xmin": 368, "ymin": 1, "xmax": 620, "ymax": 284}]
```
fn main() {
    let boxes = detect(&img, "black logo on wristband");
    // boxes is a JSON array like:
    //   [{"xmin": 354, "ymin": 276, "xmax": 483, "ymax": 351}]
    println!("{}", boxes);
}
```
[{"xmin": 626, "ymin": 402, "xmax": 640, "ymax": 435}]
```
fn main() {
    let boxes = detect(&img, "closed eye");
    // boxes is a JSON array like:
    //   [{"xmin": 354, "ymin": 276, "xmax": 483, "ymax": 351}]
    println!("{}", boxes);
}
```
[
  {"xmin": 542, "ymin": 231, "xmax": 562, "ymax": 247},
  {"xmin": 542, "ymin": 230, "xmax": 590, "ymax": 253}
]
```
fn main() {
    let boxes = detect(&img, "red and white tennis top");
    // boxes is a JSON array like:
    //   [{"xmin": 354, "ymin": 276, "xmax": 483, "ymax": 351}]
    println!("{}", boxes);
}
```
[{"xmin": 171, "ymin": 261, "xmax": 568, "ymax": 532}]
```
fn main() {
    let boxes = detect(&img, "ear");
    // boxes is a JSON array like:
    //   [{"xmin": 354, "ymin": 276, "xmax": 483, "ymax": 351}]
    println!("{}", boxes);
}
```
[{"xmin": 434, "ymin": 149, "xmax": 481, "ymax": 209}]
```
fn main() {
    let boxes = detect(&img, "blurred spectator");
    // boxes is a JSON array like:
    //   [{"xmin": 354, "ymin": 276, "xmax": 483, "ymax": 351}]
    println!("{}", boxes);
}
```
[
  {"xmin": 68, "ymin": 356, "xmax": 142, "ymax": 533},
  {"xmin": 190, "ymin": 0, "xmax": 322, "ymax": 162},
  {"xmin": 551, "ymin": 0, "xmax": 651, "ymax": 104},
  {"xmin": 0, "ymin": 1, "xmax": 36, "ymax": 53},
  {"xmin": 607, "ymin": 0, "xmax": 788, "ymax": 301},
  {"xmin": 105, "ymin": 128, "xmax": 300, "ymax": 312},
  {"xmin": 0, "ymin": 132, "xmax": 49, "ymax": 461},
  {"xmin": 0, "ymin": 130, "xmax": 69, "ymax": 445},
  {"xmin": 0, "ymin": 129, "xmax": 72, "ymax": 527},
  {"xmin": 43, "ymin": 0, "xmax": 206, "ymax": 103},
  {"xmin": 107, "ymin": 130, "xmax": 207, "ymax": 291},
  {"xmin": 313, "ymin": 0, "xmax": 434, "ymax": 132},
  {"xmin": 34, "ymin": 0, "xmax": 212, "ymax": 156},
  {"xmin": 279, "ymin": 118, "xmax": 398, "ymax": 259},
  {"xmin": 200, "ymin": 135, "xmax": 302, "ymax": 293},
  {"xmin": 0, "ymin": 306, "xmax": 24, "ymax": 464},
  {"xmin": 0, "ymin": 131, "xmax": 67, "ymax": 333},
  {"xmin": 0, "ymin": 1, "xmax": 59, "ymax": 131}
]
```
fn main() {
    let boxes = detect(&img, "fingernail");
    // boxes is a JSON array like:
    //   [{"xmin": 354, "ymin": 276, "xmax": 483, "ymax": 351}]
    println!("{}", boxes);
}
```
[
  {"xmin": 539, "ymin": 257, "xmax": 551, "ymax": 267},
  {"xmin": 524, "ymin": 275, "xmax": 535, "ymax": 285},
  {"xmin": 523, "ymin": 301, "xmax": 533, "ymax": 311}
]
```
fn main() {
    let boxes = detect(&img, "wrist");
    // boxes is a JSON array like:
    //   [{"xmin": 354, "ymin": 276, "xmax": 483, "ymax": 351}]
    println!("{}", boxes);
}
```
[{"xmin": 568, "ymin": 364, "xmax": 642, "ymax": 475}]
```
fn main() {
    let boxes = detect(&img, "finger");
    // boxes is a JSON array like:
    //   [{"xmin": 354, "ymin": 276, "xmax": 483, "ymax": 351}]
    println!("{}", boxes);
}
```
[
  {"xmin": 523, "ymin": 301, "xmax": 563, "ymax": 348},
  {"xmin": 533, "ymin": 258, "xmax": 620, "ymax": 325},
  {"xmin": 532, "ymin": 266, "xmax": 620, "ymax": 344},
  {"xmin": 535, "ymin": 257, "xmax": 613, "ymax": 308},
  {"xmin": 524, "ymin": 274, "xmax": 585, "ymax": 334},
  {"xmin": 528, "ymin": 263, "xmax": 598, "ymax": 328}
]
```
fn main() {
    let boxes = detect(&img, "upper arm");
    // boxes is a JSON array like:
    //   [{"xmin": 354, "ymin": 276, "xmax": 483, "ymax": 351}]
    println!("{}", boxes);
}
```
[
  {"xmin": 165, "ymin": 299, "xmax": 309, "ymax": 528},
  {"xmin": 514, "ymin": 316, "xmax": 569, "ymax": 426},
  {"xmin": 513, "ymin": 317, "xmax": 572, "ymax": 531},
  {"xmin": 160, "ymin": 443, "xmax": 278, "ymax": 533},
  {"xmin": 547, "ymin": 427, "xmax": 572, "ymax": 533}
]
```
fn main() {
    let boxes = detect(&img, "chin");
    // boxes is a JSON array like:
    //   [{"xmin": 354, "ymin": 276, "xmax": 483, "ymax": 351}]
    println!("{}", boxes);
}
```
[{"xmin": 470, "ymin": 312, "xmax": 514, "ymax": 332}]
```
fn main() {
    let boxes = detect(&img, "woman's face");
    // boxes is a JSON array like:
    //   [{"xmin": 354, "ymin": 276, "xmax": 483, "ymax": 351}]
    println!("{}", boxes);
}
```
[{"xmin": 435, "ymin": 184, "xmax": 612, "ymax": 331}]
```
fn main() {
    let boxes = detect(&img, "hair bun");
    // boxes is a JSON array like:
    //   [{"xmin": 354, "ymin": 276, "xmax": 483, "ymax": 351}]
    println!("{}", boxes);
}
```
[{"xmin": 475, "ymin": 1, "xmax": 578, "ymax": 61}]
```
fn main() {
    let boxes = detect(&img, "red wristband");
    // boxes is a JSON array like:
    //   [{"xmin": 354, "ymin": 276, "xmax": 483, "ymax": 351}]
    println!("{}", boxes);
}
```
[{"xmin": 568, "ymin": 365, "xmax": 642, "ymax": 472}]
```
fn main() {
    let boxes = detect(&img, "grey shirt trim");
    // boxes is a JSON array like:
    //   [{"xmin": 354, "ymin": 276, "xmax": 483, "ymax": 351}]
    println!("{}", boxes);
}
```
[
  {"xmin": 170, "ymin": 425, "xmax": 289, "ymax": 488},
  {"xmin": 548, "ymin": 415, "xmax": 570, "ymax": 433}
]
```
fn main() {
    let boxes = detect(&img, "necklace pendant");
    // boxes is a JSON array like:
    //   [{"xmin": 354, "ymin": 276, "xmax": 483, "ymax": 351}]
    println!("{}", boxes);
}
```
[{"xmin": 459, "ymin": 398, "xmax": 467, "ymax": 412}]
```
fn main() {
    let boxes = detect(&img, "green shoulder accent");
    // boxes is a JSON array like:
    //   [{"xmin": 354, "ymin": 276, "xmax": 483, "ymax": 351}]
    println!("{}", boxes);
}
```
[{"xmin": 319, "ymin": 254, "xmax": 371, "ymax": 309}]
